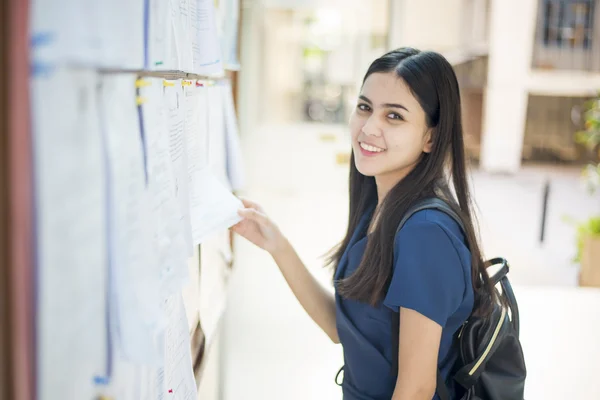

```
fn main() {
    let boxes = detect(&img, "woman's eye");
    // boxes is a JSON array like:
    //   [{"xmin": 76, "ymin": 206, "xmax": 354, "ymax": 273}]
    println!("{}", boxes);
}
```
[
  {"xmin": 357, "ymin": 104, "xmax": 371, "ymax": 112},
  {"xmin": 388, "ymin": 112, "xmax": 403, "ymax": 121}
]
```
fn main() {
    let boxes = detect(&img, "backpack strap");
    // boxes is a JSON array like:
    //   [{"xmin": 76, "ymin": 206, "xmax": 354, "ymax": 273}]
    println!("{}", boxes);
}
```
[
  {"xmin": 390, "ymin": 197, "xmax": 462, "ymax": 400},
  {"xmin": 395, "ymin": 197, "xmax": 465, "ymax": 236}
]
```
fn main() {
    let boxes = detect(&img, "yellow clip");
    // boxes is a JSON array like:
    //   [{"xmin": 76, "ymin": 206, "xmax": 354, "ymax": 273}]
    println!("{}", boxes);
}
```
[
  {"xmin": 181, "ymin": 80, "xmax": 192, "ymax": 87},
  {"xmin": 135, "ymin": 79, "xmax": 151, "ymax": 88},
  {"xmin": 136, "ymin": 96, "xmax": 146, "ymax": 105},
  {"xmin": 163, "ymin": 80, "xmax": 175, "ymax": 87}
]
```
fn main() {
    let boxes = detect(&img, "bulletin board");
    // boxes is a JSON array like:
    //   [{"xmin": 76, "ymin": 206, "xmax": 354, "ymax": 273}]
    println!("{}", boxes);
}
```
[{"xmin": 1, "ymin": 0, "xmax": 245, "ymax": 399}]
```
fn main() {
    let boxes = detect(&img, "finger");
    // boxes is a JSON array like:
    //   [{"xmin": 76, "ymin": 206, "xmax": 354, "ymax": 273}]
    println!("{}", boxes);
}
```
[
  {"xmin": 238, "ymin": 207, "xmax": 269, "ymax": 226},
  {"xmin": 230, "ymin": 221, "xmax": 265, "ymax": 248},
  {"xmin": 230, "ymin": 222, "xmax": 242, "ymax": 232},
  {"xmin": 238, "ymin": 197, "xmax": 264, "ymax": 212},
  {"xmin": 231, "ymin": 219, "xmax": 249, "ymax": 232}
]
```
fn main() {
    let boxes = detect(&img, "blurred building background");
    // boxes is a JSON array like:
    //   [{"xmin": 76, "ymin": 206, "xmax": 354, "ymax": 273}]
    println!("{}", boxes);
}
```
[
  {"xmin": 238, "ymin": 0, "xmax": 600, "ymax": 172},
  {"xmin": 220, "ymin": 1, "xmax": 600, "ymax": 399}
]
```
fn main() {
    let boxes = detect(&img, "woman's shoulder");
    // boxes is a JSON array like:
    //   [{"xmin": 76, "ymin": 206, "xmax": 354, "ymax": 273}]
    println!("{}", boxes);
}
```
[
  {"xmin": 385, "ymin": 209, "xmax": 473, "ymax": 321},
  {"xmin": 397, "ymin": 209, "xmax": 467, "ymax": 250},
  {"xmin": 400, "ymin": 209, "xmax": 464, "ymax": 241}
]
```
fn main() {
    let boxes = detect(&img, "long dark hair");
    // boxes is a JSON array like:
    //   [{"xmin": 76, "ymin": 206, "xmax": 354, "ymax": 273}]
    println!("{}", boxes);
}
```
[{"xmin": 329, "ymin": 47, "xmax": 495, "ymax": 317}]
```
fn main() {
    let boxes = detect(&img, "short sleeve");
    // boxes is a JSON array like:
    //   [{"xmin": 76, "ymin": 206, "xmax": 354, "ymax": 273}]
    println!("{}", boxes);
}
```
[{"xmin": 383, "ymin": 219, "xmax": 466, "ymax": 327}]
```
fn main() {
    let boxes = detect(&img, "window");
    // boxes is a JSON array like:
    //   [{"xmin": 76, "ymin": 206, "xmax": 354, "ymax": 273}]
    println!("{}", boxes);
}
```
[{"xmin": 542, "ymin": 0, "xmax": 595, "ymax": 48}]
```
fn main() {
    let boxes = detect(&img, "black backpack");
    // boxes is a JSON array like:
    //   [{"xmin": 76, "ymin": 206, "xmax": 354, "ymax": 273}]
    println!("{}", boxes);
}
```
[{"xmin": 391, "ymin": 198, "xmax": 527, "ymax": 400}]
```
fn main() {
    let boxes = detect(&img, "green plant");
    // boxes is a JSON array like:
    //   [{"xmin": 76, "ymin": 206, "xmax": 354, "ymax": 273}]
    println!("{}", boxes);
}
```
[
  {"xmin": 567, "ymin": 95, "xmax": 600, "ymax": 263},
  {"xmin": 575, "ymin": 95, "xmax": 600, "ymax": 193},
  {"xmin": 582, "ymin": 164, "xmax": 600, "ymax": 194},
  {"xmin": 564, "ymin": 215, "xmax": 600, "ymax": 263}
]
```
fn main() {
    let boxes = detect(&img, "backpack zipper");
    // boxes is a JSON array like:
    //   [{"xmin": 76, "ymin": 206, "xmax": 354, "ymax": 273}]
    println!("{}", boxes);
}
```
[{"xmin": 468, "ymin": 307, "xmax": 507, "ymax": 376}]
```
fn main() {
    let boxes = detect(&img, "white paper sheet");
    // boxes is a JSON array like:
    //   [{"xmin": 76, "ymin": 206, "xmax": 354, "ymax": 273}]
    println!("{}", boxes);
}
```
[
  {"xmin": 198, "ymin": 266, "xmax": 227, "ymax": 352},
  {"xmin": 141, "ymin": 80, "xmax": 191, "ymax": 297},
  {"xmin": 189, "ymin": 167, "xmax": 243, "ymax": 245},
  {"xmin": 32, "ymin": 67, "xmax": 108, "ymax": 400},
  {"xmin": 184, "ymin": 85, "xmax": 210, "ymax": 172},
  {"xmin": 217, "ymin": 0, "xmax": 241, "ymax": 69},
  {"xmin": 197, "ymin": 231, "xmax": 230, "ymax": 350},
  {"xmin": 129, "ymin": 366, "xmax": 152, "ymax": 400},
  {"xmin": 30, "ymin": 0, "xmax": 145, "ymax": 68},
  {"xmin": 100, "ymin": 74, "xmax": 164, "ymax": 365},
  {"xmin": 206, "ymin": 85, "xmax": 229, "ymax": 185},
  {"xmin": 148, "ymin": 0, "xmax": 173, "ymax": 70},
  {"xmin": 98, "ymin": 0, "xmax": 146, "ymax": 68},
  {"xmin": 97, "ymin": 360, "xmax": 138, "ymax": 400},
  {"xmin": 191, "ymin": 0, "xmax": 225, "ymax": 76},
  {"xmin": 159, "ymin": 293, "xmax": 197, "ymax": 400},
  {"xmin": 184, "ymin": 85, "xmax": 236, "ymax": 245},
  {"xmin": 30, "ymin": 0, "xmax": 100, "ymax": 66},
  {"xmin": 166, "ymin": 83, "xmax": 195, "ymax": 254},
  {"xmin": 222, "ymin": 80, "xmax": 245, "ymax": 191},
  {"xmin": 181, "ymin": 246, "xmax": 202, "ymax": 332},
  {"xmin": 168, "ymin": 0, "xmax": 193, "ymax": 71},
  {"xmin": 189, "ymin": 77, "xmax": 242, "ymax": 240},
  {"xmin": 106, "ymin": 363, "xmax": 160, "ymax": 400}
]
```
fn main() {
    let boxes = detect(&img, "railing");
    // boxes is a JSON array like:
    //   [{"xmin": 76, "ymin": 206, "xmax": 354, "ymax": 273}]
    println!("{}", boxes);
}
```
[{"xmin": 532, "ymin": 0, "xmax": 600, "ymax": 72}]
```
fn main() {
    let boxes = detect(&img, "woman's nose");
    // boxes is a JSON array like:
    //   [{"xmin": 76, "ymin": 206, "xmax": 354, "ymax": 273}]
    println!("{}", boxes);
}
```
[{"xmin": 362, "ymin": 116, "xmax": 382, "ymax": 137}]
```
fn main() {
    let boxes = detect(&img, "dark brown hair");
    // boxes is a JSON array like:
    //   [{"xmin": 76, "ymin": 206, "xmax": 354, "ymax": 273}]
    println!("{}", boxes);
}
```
[{"xmin": 329, "ymin": 47, "xmax": 495, "ymax": 316}]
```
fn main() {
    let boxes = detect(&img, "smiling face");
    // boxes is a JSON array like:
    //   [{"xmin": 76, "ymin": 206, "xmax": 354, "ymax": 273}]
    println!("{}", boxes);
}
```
[{"xmin": 350, "ymin": 71, "xmax": 433, "ymax": 193}]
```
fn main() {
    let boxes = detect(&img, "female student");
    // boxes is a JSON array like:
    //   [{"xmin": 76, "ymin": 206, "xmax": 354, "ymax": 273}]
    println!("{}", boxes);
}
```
[{"xmin": 232, "ymin": 47, "xmax": 496, "ymax": 400}]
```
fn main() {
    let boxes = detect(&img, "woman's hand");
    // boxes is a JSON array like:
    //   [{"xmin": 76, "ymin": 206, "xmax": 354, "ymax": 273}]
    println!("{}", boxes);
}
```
[{"xmin": 232, "ymin": 198, "xmax": 287, "ymax": 256}]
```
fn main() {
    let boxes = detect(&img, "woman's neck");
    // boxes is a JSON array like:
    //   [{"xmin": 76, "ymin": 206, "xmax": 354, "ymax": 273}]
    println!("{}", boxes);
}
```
[
  {"xmin": 375, "ymin": 173, "xmax": 404, "ymax": 206},
  {"xmin": 370, "ymin": 168, "xmax": 414, "ymax": 234},
  {"xmin": 375, "ymin": 160, "xmax": 420, "ymax": 205}
]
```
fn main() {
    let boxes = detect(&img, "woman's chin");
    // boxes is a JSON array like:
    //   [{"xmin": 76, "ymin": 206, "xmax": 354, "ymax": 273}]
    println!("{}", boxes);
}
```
[{"xmin": 354, "ymin": 162, "xmax": 380, "ymax": 178}]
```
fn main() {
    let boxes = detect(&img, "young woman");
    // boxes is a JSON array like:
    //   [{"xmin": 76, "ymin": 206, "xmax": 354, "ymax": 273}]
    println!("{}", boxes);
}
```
[{"xmin": 232, "ymin": 47, "xmax": 496, "ymax": 400}]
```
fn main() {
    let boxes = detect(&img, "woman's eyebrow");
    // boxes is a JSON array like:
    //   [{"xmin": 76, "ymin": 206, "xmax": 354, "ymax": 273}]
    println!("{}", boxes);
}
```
[
  {"xmin": 359, "ymin": 95, "xmax": 372, "ymax": 104},
  {"xmin": 359, "ymin": 95, "xmax": 409, "ymax": 112},
  {"xmin": 383, "ymin": 103, "xmax": 409, "ymax": 112}
]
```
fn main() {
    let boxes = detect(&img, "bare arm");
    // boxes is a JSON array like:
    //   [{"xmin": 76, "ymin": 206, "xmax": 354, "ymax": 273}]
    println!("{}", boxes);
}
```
[
  {"xmin": 271, "ymin": 239, "xmax": 339, "ymax": 343},
  {"xmin": 232, "ymin": 198, "xmax": 339, "ymax": 343},
  {"xmin": 391, "ymin": 307, "xmax": 441, "ymax": 400}
]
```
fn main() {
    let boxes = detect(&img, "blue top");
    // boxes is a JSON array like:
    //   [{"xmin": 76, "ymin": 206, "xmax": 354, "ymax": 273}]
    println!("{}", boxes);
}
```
[{"xmin": 334, "ymin": 205, "xmax": 474, "ymax": 400}]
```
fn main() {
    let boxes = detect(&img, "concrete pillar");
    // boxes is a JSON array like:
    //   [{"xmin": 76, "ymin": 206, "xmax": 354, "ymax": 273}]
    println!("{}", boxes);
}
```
[
  {"xmin": 481, "ymin": 88, "xmax": 529, "ymax": 172},
  {"xmin": 480, "ymin": 0, "xmax": 538, "ymax": 173}
]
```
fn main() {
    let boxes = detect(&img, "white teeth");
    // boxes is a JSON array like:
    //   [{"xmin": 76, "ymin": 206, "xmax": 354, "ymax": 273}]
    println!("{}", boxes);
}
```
[{"xmin": 360, "ymin": 142, "xmax": 385, "ymax": 152}]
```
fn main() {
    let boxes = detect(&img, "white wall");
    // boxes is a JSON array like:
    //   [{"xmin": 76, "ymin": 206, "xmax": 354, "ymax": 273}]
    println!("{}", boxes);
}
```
[
  {"xmin": 527, "ymin": 70, "xmax": 600, "ymax": 97},
  {"xmin": 388, "ymin": 0, "xmax": 464, "ymax": 52},
  {"xmin": 461, "ymin": 0, "xmax": 490, "ymax": 52},
  {"xmin": 238, "ymin": 1, "xmax": 263, "ymax": 137},
  {"xmin": 479, "ymin": 0, "xmax": 538, "ymax": 173},
  {"xmin": 261, "ymin": 9, "xmax": 304, "ymax": 124}
]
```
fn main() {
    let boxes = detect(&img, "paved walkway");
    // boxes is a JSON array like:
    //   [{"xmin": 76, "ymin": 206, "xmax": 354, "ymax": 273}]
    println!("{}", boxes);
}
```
[
  {"xmin": 470, "ymin": 164, "xmax": 596, "ymax": 286},
  {"xmin": 221, "ymin": 123, "xmax": 600, "ymax": 399}
]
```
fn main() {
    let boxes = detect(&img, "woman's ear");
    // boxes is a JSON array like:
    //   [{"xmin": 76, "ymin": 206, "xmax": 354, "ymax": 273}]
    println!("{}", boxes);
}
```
[{"xmin": 422, "ymin": 129, "xmax": 434, "ymax": 153}]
